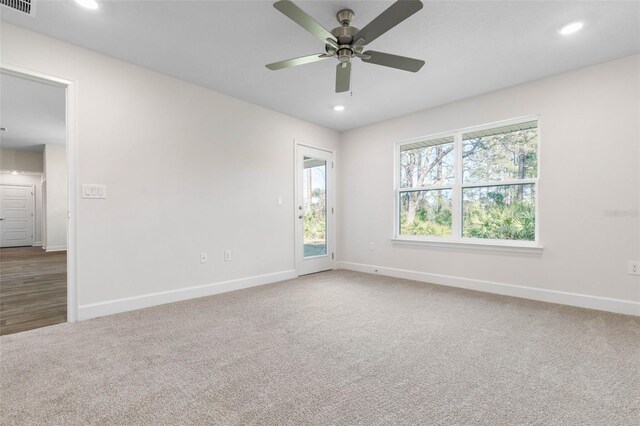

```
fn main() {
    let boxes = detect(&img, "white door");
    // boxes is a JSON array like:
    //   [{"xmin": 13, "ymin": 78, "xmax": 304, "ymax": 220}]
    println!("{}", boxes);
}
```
[
  {"xmin": 296, "ymin": 144, "xmax": 335, "ymax": 275},
  {"xmin": 0, "ymin": 184, "xmax": 35, "ymax": 248}
]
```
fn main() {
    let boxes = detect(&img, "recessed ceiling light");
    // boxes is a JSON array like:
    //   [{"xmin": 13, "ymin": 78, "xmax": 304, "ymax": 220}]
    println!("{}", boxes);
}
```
[
  {"xmin": 559, "ymin": 22, "xmax": 584, "ymax": 36},
  {"xmin": 10, "ymin": 171, "xmax": 19, "ymax": 175},
  {"xmin": 333, "ymin": 105, "xmax": 345, "ymax": 112},
  {"xmin": 74, "ymin": 0, "xmax": 99, "ymax": 10}
]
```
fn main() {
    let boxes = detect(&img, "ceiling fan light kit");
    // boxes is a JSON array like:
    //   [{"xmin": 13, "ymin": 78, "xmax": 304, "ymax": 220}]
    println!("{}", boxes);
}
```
[{"xmin": 266, "ymin": 0, "xmax": 426, "ymax": 93}]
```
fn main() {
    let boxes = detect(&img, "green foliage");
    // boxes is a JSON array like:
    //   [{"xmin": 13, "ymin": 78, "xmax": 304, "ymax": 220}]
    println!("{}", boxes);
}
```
[
  {"xmin": 463, "ymin": 202, "xmax": 535, "ymax": 240},
  {"xmin": 487, "ymin": 192, "xmax": 505, "ymax": 205},
  {"xmin": 401, "ymin": 218, "xmax": 452, "ymax": 237},
  {"xmin": 304, "ymin": 209, "xmax": 325, "ymax": 242},
  {"xmin": 400, "ymin": 197, "xmax": 535, "ymax": 241},
  {"xmin": 401, "ymin": 204, "xmax": 453, "ymax": 236},
  {"xmin": 304, "ymin": 188, "xmax": 326, "ymax": 242}
]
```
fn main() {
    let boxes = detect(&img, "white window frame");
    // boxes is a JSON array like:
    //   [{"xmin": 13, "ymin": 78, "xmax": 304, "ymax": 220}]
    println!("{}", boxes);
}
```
[{"xmin": 392, "ymin": 115, "xmax": 543, "ymax": 254}]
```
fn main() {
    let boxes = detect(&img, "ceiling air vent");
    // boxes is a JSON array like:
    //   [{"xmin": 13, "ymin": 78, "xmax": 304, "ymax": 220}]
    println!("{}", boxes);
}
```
[{"xmin": 1, "ymin": 0, "xmax": 35, "ymax": 15}]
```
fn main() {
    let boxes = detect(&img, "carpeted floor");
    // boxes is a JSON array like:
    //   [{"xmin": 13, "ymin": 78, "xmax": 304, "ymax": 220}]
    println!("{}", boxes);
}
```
[{"xmin": 1, "ymin": 270, "xmax": 639, "ymax": 425}]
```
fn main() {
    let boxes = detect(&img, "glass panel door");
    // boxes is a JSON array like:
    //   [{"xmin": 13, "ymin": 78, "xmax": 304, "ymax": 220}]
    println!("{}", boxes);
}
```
[
  {"xmin": 296, "ymin": 145, "xmax": 334, "ymax": 275},
  {"xmin": 303, "ymin": 157, "xmax": 327, "ymax": 257}
]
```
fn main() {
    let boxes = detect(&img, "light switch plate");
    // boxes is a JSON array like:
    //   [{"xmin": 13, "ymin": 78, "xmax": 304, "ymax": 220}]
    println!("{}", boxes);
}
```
[{"xmin": 81, "ymin": 184, "xmax": 107, "ymax": 199}]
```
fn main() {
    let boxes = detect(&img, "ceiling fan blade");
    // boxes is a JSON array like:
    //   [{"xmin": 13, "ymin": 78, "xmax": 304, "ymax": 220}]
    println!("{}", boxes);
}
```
[
  {"xmin": 273, "ymin": 0, "xmax": 337, "ymax": 44},
  {"xmin": 266, "ymin": 54, "xmax": 330, "ymax": 71},
  {"xmin": 354, "ymin": 0, "xmax": 423, "ymax": 45},
  {"xmin": 361, "ymin": 50, "xmax": 425, "ymax": 72},
  {"xmin": 335, "ymin": 62, "xmax": 351, "ymax": 93}
]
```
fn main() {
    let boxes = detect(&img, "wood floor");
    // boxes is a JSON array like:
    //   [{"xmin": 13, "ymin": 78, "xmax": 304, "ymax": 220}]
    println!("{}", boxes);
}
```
[{"xmin": 0, "ymin": 247, "xmax": 67, "ymax": 336}]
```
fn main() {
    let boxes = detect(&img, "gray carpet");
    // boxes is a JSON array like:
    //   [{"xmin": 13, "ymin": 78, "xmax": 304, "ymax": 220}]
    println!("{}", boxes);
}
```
[{"xmin": 1, "ymin": 270, "xmax": 639, "ymax": 425}]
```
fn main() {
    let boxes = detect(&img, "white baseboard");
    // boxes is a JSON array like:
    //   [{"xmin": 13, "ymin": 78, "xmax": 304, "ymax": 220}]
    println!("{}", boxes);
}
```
[
  {"xmin": 33, "ymin": 241, "xmax": 43, "ymax": 247},
  {"xmin": 337, "ymin": 261, "xmax": 640, "ymax": 317},
  {"xmin": 45, "ymin": 245, "xmax": 67, "ymax": 252},
  {"xmin": 78, "ymin": 269, "xmax": 297, "ymax": 321}
]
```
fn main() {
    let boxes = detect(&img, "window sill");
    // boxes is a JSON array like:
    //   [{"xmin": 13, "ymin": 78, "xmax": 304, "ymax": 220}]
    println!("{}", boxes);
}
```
[{"xmin": 390, "ymin": 237, "xmax": 544, "ymax": 254}]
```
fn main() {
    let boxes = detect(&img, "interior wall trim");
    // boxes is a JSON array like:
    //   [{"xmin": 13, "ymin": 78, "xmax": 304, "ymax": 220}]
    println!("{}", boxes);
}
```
[
  {"xmin": 78, "ymin": 269, "xmax": 297, "ymax": 320},
  {"xmin": 337, "ymin": 261, "xmax": 640, "ymax": 317}
]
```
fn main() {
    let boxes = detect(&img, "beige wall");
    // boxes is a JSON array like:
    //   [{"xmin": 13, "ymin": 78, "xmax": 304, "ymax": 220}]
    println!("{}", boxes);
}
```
[
  {"xmin": 1, "ymin": 24, "xmax": 340, "ymax": 314},
  {"xmin": 43, "ymin": 144, "xmax": 67, "ymax": 251},
  {"xmin": 3, "ymin": 23, "xmax": 636, "ymax": 318},
  {"xmin": 0, "ymin": 148, "xmax": 43, "ymax": 172},
  {"xmin": 338, "ymin": 55, "xmax": 640, "ymax": 311}
]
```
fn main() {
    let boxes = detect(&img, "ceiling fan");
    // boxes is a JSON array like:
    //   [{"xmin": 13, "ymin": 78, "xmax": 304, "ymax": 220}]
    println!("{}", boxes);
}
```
[{"xmin": 266, "ymin": 0, "xmax": 426, "ymax": 93}]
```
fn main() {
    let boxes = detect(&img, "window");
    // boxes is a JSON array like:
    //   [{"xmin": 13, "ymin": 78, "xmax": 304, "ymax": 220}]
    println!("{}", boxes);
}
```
[{"xmin": 396, "ymin": 118, "xmax": 539, "ymax": 247}]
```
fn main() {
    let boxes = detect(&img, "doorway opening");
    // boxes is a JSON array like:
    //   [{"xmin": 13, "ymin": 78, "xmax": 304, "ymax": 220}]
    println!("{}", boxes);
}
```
[
  {"xmin": 295, "ymin": 143, "xmax": 335, "ymax": 276},
  {"xmin": 0, "ymin": 68, "xmax": 74, "ymax": 335}
]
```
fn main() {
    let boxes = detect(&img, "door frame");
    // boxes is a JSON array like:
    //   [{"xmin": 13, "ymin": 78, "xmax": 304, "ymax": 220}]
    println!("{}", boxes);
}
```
[
  {"xmin": 0, "ymin": 183, "xmax": 36, "ymax": 247},
  {"xmin": 1, "ymin": 63, "xmax": 78, "ymax": 323},
  {"xmin": 294, "ymin": 141, "xmax": 336, "ymax": 276}
]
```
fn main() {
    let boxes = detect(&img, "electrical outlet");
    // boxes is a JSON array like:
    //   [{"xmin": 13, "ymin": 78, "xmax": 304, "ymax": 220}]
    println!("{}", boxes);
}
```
[
  {"xmin": 224, "ymin": 250, "xmax": 232, "ymax": 261},
  {"xmin": 276, "ymin": 196, "xmax": 282, "ymax": 206},
  {"xmin": 629, "ymin": 261, "xmax": 640, "ymax": 275},
  {"xmin": 369, "ymin": 242, "xmax": 375, "ymax": 250},
  {"xmin": 200, "ymin": 252, "xmax": 207, "ymax": 264}
]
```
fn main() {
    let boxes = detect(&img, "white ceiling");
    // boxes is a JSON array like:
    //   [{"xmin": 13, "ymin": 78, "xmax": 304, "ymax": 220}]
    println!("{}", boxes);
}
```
[
  {"xmin": 0, "ymin": 73, "xmax": 66, "ymax": 151},
  {"xmin": 1, "ymin": 1, "xmax": 639, "ymax": 131}
]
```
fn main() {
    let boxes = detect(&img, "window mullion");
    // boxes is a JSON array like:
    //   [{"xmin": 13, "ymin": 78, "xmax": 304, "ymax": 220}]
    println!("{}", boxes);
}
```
[
  {"xmin": 452, "ymin": 132, "xmax": 463, "ymax": 238},
  {"xmin": 461, "ymin": 178, "xmax": 537, "ymax": 188},
  {"xmin": 399, "ymin": 185, "xmax": 453, "ymax": 192},
  {"xmin": 395, "ymin": 142, "xmax": 401, "ymax": 238}
]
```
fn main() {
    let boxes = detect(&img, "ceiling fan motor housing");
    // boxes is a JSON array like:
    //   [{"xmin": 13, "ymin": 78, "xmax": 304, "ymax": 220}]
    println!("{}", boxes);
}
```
[
  {"xmin": 331, "ymin": 25, "xmax": 359, "ymax": 45},
  {"xmin": 328, "ymin": 19, "xmax": 360, "ymax": 59}
]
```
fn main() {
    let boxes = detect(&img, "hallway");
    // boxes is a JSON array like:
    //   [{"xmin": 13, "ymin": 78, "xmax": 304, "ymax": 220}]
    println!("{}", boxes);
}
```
[{"xmin": 0, "ymin": 247, "xmax": 66, "ymax": 335}]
